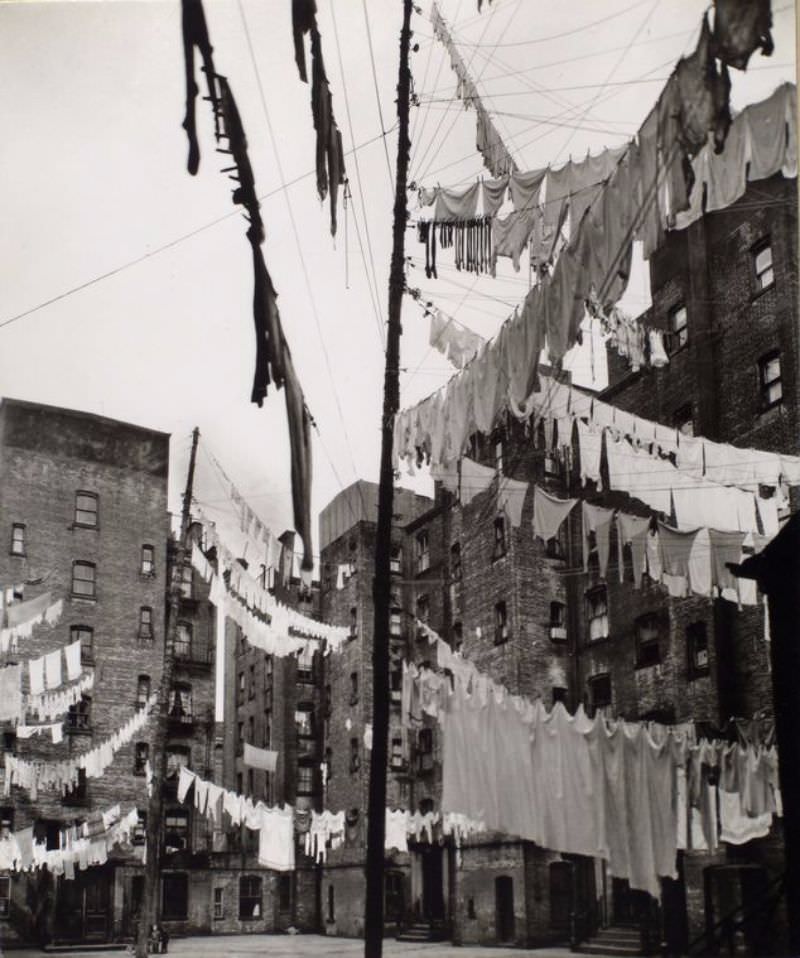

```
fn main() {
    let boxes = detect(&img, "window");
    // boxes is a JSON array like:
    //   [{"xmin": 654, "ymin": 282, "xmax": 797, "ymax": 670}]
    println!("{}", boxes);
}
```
[
  {"xmin": 247, "ymin": 769, "xmax": 254, "ymax": 795},
  {"xmin": 390, "ymin": 546, "xmax": 402, "ymax": 574},
  {"xmin": 177, "ymin": 563, "xmax": 193, "ymax": 598},
  {"xmin": 586, "ymin": 587, "xmax": 609, "ymax": 642},
  {"xmin": 168, "ymin": 683, "xmax": 192, "ymax": 721},
  {"xmin": 278, "ymin": 875, "xmax": 292, "ymax": 913},
  {"xmin": 248, "ymin": 715, "xmax": 255, "ymax": 745},
  {"xmin": 141, "ymin": 545, "xmax": 155, "ymax": 576},
  {"xmin": 674, "ymin": 404, "xmax": 694, "ymax": 437},
  {"xmin": 325, "ymin": 747, "xmax": 333, "ymax": 781},
  {"xmin": 162, "ymin": 874, "xmax": 188, "ymax": 919},
  {"xmin": 493, "ymin": 515, "xmax": 507, "ymax": 560},
  {"xmin": 238, "ymin": 672, "xmax": 246, "ymax": 703},
  {"xmin": 174, "ymin": 621, "xmax": 191, "ymax": 657},
  {"xmin": 63, "ymin": 768, "xmax": 88, "ymax": 805},
  {"xmin": 249, "ymin": 664, "xmax": 256, "ymax": 699},
  {"xmin": 350, "ymin": 738, "xmax": 360, "ymax": 774},
  {"xmin": 297, "ymin": 765, "xmax": 314, "ymax": 795},
  {"xmin": 635, "ymin": 614, "xmax": 662, "ymax": 668},
  {"xmin": 2, "ymin": 733, "xmax": 15, "ymax": 755},
  {"xmin": 390, "ymin": 609, "xmax": 403, "ymax": 637},
  {"xmin": 0, "ymin": 876, "xmax": 9, "ymax": 918},
  {"xmin": 10, "ymin": 523, "xmax": 25, "ymax": 557},
  {"xmin": 349, "ymin": 672, "xmax": 359, "ymax": 705},
  {"xmin": 66, "ymin": 695, "xmax": 91, "ymax": 731},
  {"xmin": 132, "ymin": 811, "xmax": 147, "ymax": 846},
  {"xmin": 758, "ymin": 351, "xmax": 782, "ymax": 410},
  {"xmin": 494, "ymin": 600, "xmax": 508, "ymax": 645},
  {"xmin": 297, "ymin": 642, "xmax": 314, "ymax": 681},
  {"xmin": 74, "ymin": 492, "xmax": 98, "ymax": 527},
  {"xmin": 0, "ymin": 808, "xmax": 13, "ymax": 840},
  {"xmin": 237, "ymin": 722, "xmax": 244, "ymax": 754},
  {"xmin": 134, "ymin": 742, "xmax": 149, "ymax": 775},
  {"xmin": 214, "ymin": 887, "xmax": 224, "ymax": 920},
  {"xmin": 545, "ymin": 533, "xmax": 565, "ymax": 560},
  {"xmin": 588, "ymin": 673, "xmax": 612, "ymax": 715},
  {"xmin": 166, "ymin": 747, "xmax": 190, "ymax": 780},
  {"xmin": 452, "ymin": 621, "xmax": 463, "ymax": 652},
  {"xmin": 668, "ymin": 304, "xmax": 688, "ymax": 353},
  {"xmin": 390, "ymin": 737, "xmax": 405, "ymax": 770},
  {"xmin": 71, "ymin": 625, "xmax": 94, "ymax": 664},
  {"xmin": 139, "ymin": 607, "xmax": 154, "ymax": 640},
  {"xmin": 349, "ymin": 607, "xmax": 358, "ymax": 639},
  {"xmin": 239, "ymin": 876, "xmax": 262, "ymax": 919},
  {"xmin": 136, "ymin": 675, "xmax": 150, "ymax": 709},
  {"xmin": 752, "ymin": 238, "xmax": 774, "ymax": 292},
  {"xmin": 417, "ymin": 728, "xmax": 434, "ymax": 772},
  {"xmin": 71, "ymin": 561, "xmax": 96, "ymax": 599},
  {"xmin": 549, "ymin": 602, "xmax": 567, "ymax": 641},
  {"xmin": 295, "ymin": 706, "xmax": 314, "ymax": 738},
  {"xmin": 164, "ymin": 810, "xmax": 189, "ymax": 853},
  {"xmin": 687, "ymin": 621, "xmax": 709, "ymax": 675},
  {"xmin": 264, "ymin": 710, "xmax": 272, "ymax": 748},
  {"xmin": 416, "ymin": 531, "xmax": 430, "ymax": 573}
]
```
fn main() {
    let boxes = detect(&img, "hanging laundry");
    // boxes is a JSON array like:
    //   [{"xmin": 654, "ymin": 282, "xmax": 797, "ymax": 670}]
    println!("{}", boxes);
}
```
[
  {"xmin": 532, "ymin": 486, "xmax": 578, "ymax": 543},
  {"xmin": 565, "ymin": 146, "xmax": 628, "ymax": 243},
  {"xmin": 712, "ymin": 0, "xmax": 773, "ymax": 71},
  {"xmin": 29, "ymin": 657, "xmax": 45, "ymax": 697},
  {"xmin": 636, "ymin": 104, "xmax": 668, "ymax": 260},
  {"xmin": 0, "ymin": 666, "xmax": 22, "ymax": 724},
  {"xmin": 576, "ymin": 420, "xmax": 603, "ymax": 488},
  {"xmin": 243, "ymin": 743, "xmax": 278, "ymax": 772},
  {"xmin": 45, "ymin": 649, "xmax": 62, "ymax": 691},
  {"xmin": 746, "ymin": 82, "xmax": 795, "ymax": 182},
  {"xmin": 179, "ymin": 0, "xmax": 220, "ymax": 176},
  {"xmin": 616, "ymin": 513, "xmax": 651, "ymax": 588},
  {"xmin": 481, "ymin": 175, "xmax": 510, "ymax": 216},
  {"xmin": 492, "ymin": 208, "xmax": 539, "ymax": 273},
  {"xmin": 581, "ymin": 503, "xmax": 615, "ymax": 579},
  {"xmin": 258, "ymin": 806, "xmax": 295, "ymax": 871},
  {"xmin": 429, "ymin": 310, "xmax": 485, "ymax": 369},
  {"xmin": 497, "ymin": 476, "xmax": 528, "ymax": 528},
  {"xmin": 674, "ymin": 16, "xmax": 732, "ymax": 158},
  {"xmin": 459, "ymin": 458, "xmax": 496, "ymax": 506},
  {"xmin": 434, "ymin": 183, "xmax": 480, "ymax": 222}
]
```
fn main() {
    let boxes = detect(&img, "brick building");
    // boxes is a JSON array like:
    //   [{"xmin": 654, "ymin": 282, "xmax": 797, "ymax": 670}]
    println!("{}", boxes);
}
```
[
  {"xmin": 311, "ymin": 173, "xmax": 798, "ymax": 953},
  {"xmin": 0, "ymin": 399, "xmax": 170, "ymax": 945}
]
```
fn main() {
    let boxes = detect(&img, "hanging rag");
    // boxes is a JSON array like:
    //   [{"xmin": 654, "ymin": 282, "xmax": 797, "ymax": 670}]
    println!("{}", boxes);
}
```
[
  {"xmin": 746, "ymin": 83, "xmax": 794, "ymax": 182},
  {"xmin": 29, "ymin": 657, "xmax": 45, "ymax": 697},
  {"xmin": 481, "ymin": 175, "xmax": 509, "ymax": 217},
  {"xmin": 460, "ymin": 458, "xmax": 497, "ymax": 506},
  {"xmin": 243, "ymin": 743, "xmax": 278, "ymax": 772},
  {"xmin": 179, "ymin": 0, "xmax": 220, "ymax": 177},
  {"xmin": 492, "ymin": 208, "xmax": 539, "ymax": 273},
  {"xmin": 532, "ymin": 486, "xmax": 578, "ymax": 543},
  {"xmin": 657, "ymin": 523, "xmax": 699, "ymax": 597},
  {"xmin": 45, "ymin": 650, "xmax": 62, "ymax": 691},
  {"xmin": 581, "ymin": 503, "xmax": 615, "ymax": 579},
  {"xmin": 616, "ymin": 513, "xmax": 651, "ymax": 588},
  {"xmin": 498, "ymin": 476, "xmax": 529, "ymax": 528},
  {"xmin": 576, "ymin": 419, "xmax": 603, "ymax": 488},
  {"xmin": 434, "ymin": 182, "xmax": 481, "ymax": 222},
  {"xmin": 283, "ymin": 353, "xmax": 314, "ymax": 572}
]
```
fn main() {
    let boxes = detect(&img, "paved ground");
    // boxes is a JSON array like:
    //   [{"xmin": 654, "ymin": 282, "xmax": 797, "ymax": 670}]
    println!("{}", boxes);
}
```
[{"xmin": 3, "ymin": 933, "xmax": 605, "ymax": 958}]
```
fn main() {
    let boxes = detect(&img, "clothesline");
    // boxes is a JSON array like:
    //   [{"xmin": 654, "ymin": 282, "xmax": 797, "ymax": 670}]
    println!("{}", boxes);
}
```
[
  {"xmin": 0, "ymin": 805, "xmax": 140, "ymax": 878},
  {"xmin": 0, "ymin": 594, "xmax": 63, "ymax": 653},
  {"xmin": 4, "ymin": 693, "xmax": 157, "ymax": 801},
  {"xmin": 25, "ymin": 672, "xmax": 95, "ymax": 723}
]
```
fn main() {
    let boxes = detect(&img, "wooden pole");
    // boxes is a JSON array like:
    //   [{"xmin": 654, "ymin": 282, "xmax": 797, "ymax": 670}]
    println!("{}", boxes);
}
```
[
  {"xmin": 136, "ymin": 426, "xmax": 200, "ymax": 958},
  {"xmin": 364, "ymin": 3, "xmax": 413, "ymax": 956}
]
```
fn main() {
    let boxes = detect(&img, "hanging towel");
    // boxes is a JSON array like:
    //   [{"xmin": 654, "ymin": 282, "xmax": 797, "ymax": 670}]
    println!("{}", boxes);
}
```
[
  {"xmin": 709, "ymin": 529, "xmax": 746, "ymax": 596},
  {"xmin": 509, "ymin": 167, "xmax": 547, "ymax": 213},
  {"xmin": 581, "ymin": 503, "xmax": 615, "ymax": 579},
  {"xmin": 177, "ymin": 766, "xmax": 195, "ymax": 804},
  {"xmin": 481, "ymin": 175, "xmax": 510, "ymax": 216},
  {"xmin": 657, "ymin": 523, "xmax": 698, "ymax": 596},
  {"xmin": 243, "ymin": 743, "xmax": 278, "ymax": 772},
  {"xmin": 258, "ymin": 807, "xmax": 295, "ymax": 871},
  {"xmin": 45, "ymin": 650, "xmax": 62, "ymax": 691},
  {"xmin": 434, "ymin": 182, "xmax": 480, "ymax": 222},
  {"xmin": 676, "ymin": 434, "xmax": 705, "ymax": 478},
  {"xmin": 576, "ymin": 419, "xmax": 603, "ymax": 487},
  {"xmin": 756, "ymin": 494, "xmax": 779, "ymax": 538},
  {"xmin": 533, "ymin": 486, "xmax": 578, "ymax": 543},
  {"xmin": 460, "ymin": 458, "xmax": 497, "ymax": 506},
  {"xmin": 29, "ymin": 657, "xmax": 45, "ymax": 697},
  {"xmin": 498, "ymin": 476, "xmax": 529, "ymax": 528},
  {"xmin": 64, "ymin": 640, "xmax": 82, "ymax": 682},
  {"xmin": 746, "ymin": 83, "xmax": 791, "ymax": 182},
  {"xmin": 688, "ymin": 528, "xmax": 713, "ymax": 597},
  {"xmin": 616, "ymin": 513, "xmax": 651, "ymax": 588},
  {"xmin": 492, "ymin": 208, "xmax": 539, "ymax": 272},
  {"xmin": 0, "ymin": 665, "xmax": 22, "ymax": 724}
]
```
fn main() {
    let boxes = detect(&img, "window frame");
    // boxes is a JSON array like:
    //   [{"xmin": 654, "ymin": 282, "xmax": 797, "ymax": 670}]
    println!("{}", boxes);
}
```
[
  {"xmin": 667, "ymin": 303, "xmax": 688, "ymax": 354},
  {"xmin": 71, "ymin": 624, "xmax": 94, "ymax": 664},
  {"xmin": 450, "ymin": 542, "xmax": 462, "ymax": 582},
  {"xmin": 296, "ymin": 764, "xmax": 314, "ymax": 796},
  {"xmin": 140, "ymin": 544, "xmax": 155, "ymax": 576},
  {"xmin": 549, "ymin": 601, "xmax": 567, "ymax": 641},
  {"xmin": 350, "ymin": 737, "xmax": 360, "ymax": 774},
  {"xmin": 66, "ymin": 694, "xmax": 92, "ymax": 733},
  {"xmin": 139, "ymin": 606, "xmax": 154, "ymax": 641},
  {"xmin": 492, "ymin": 514, "xmax": 508, "ymax": 560},
  {"xmin": 635, "ymin": 613, "xmax": 663, "ymax": 669},
  {"xmin": 74, "ymin": 491, "xmax": 99, "ymax": 529},
  {"xmin": 134, "ymin": 741, "xmax": 149, "ymax": 776},
  {"xmin": 687, "ymin": 621, "xmax": 710, "ymax": 677},
  {"xmin": 213, "ymin": 887, "xmax": 224, "ymax": 921},
  {"xmin": 10, "ymin": 523, "xmax": 25, "ymax": 557},
  {"xmin": 164, "ymin": 809, "xmax": 190, "ymax": 853},
  {"xmin": 71, "ymin": 561, "xmax": 97, "ymax": 600},
  {"xmin": 586, "ymin": 586, "xmax": 609, "ymax": 643},
  {"xmin": 416, "ymin": 531, "xmax": 430, "ymax": 574},
  {"xmin": 494, "ymin": 600, "xmax": 509, "ymax": 645},
  {"xmin": 349, "ymin": 671, "xmax": 359, "ymax": 706},
  {"xmin": 239, "ymin": 876, "xmax": 263, "ymax": 920},
  {"xmin": 588, "ymin": 673, "xmax": 612, "ymax": 716},
  {"xmin": 136, "ymin": 674, "xmax": 151, "ymax": 710},
  {"xmin": 752, "ymin": 237, "xmax": 774, "ymax": 293},
  {"xmin": 758, "ymin": 350, "xmax": 782, "ymax": 412}
]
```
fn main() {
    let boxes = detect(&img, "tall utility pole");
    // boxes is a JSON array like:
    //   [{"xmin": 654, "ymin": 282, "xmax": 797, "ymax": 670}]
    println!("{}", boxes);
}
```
[
  {"xmin": 364, "ymin": 2, "xmax": 413, "ymax": 957},
  {"xmin": 136, "ymin": 426, "xmax": 200, "ymax": 958}
]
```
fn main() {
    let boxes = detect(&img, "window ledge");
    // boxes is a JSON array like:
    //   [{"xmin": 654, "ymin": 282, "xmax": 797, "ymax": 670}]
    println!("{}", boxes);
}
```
[
  {"xmin": 751, "ymin": 282, "xmax": 775, "ymax": 303},
  {"xmin": 71, "ymin": 523, "xmax": 99, "ymax": 532},
  {"xmin": 8, "ymin": 552, "xmax": 26, "ymax": 559},
  {"xmin": 757, "ymin": 401, "xmax": 783, "ymax": 419},
  {"xmin": 71, "ymin": 594, "xmax": 97, "ymax": 605}
]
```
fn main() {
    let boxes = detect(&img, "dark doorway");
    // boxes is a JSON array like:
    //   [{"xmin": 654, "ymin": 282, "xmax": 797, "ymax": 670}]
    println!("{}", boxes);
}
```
[
  {"xmin": 705, "ymin": 864, "xmax": 773, "ymax": 956},
  {"xmin": 612, "ymin": 877, "xmax": 647, "ymax": 926},
  {"xmin": 550, "ymin": 861, "xmax": 573, "ymax": 934},
  {"xmin": 54, "ymin": 868, "xmax": 112, "ymax": 943},
  {"xmin": 495, "ymin": 875, "xmax": 515, "ymax": 943},
  {"xmin": 385, "ymin": 870, "xmax": 405, "ymax": 924},
  {"xmin": 421, "ymin": 847, "xmax": 445, "ymax": 921},
  {"xmin": 662, "ymin": 852, "xmax": 689, "ymax": 955}
]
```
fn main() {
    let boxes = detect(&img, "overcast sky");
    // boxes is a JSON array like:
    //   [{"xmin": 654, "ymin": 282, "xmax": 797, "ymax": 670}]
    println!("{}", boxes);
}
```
[{"xmin": 1, "ymin": 0, "xmax": 796, "ymax": 564}]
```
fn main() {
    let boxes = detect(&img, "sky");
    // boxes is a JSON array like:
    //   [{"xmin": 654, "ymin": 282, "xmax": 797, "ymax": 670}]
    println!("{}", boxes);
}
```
[{"xmin": 0, "ymin": 0, "xmax": 796, "ymax": 567}]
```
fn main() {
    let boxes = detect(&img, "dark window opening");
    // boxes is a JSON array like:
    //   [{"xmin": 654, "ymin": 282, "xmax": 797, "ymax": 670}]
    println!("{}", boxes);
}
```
[
  {"xmin": 416, "ymin": 532, "xmax": 430, "ymax": 573},
  {"xmin": 674, "ymin": 403, "xmax": 694, "ymax": 437},
  {"xmin": 350, "ymin": 738, "xmax": 360, "ymax": 774},
  {"xmin": 297, "ymin": 765, "xmax": 314, "ymax": 795},
  {"xmin": 588, "ymin": 673, "xmax": 612, "ymax": 716},
  {"xmin": 71, "ymin": 625, "xmax": 94, "ymax": 664},
  {"xmin": 134, "ymin": 742, "xmax": 149, "ymax": 775},
  {"xmin": 494, "ymin": 600, "xmax": 509, "ymax": 645},
  {"xmin": 349, "ymin": 671, "xmax": 359, "ymax": 705},
  {"xmin": 687, "ymin": 621, "xmax": 709, "ymax": 676},
  {"xmin": 164, "ymin": 809, "xmax": 189, "ymax": 853},
  {"xmin": 141, "ymin": 544, "xmax": 155, "ymax": 576},
  {"xmin": 493, "ymin": 515, "xmax": 508, "ymax": 560},
  {"xmin": 549, "ymin": 602, "xmax": 567, "ymax": 641},
  {"xmin": 139, "ymin": 606, "xmax": 154, "ymax": 641}
]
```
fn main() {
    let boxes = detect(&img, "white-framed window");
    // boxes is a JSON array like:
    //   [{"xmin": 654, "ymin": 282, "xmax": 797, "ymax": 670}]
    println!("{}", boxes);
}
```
[
  {"xmin": 416, "ymin": 531, "xmax": 430, "ymax": 573},
  {"xmin": 10, "ymin": 523, "xmax": 25, "ymax": 557},
  {"xmin": 586, "ymin": 586, "xmax": 609, "ymax": 642},
  {"xmin": 141, "ymin": 544, "xmax": 155, "ymax": 576},
  {"xmin": 74, "ymin": 491, "xmax": 98, "ymax": 528},
  {"xmin": 752, "ymin": 238, "xmax": 774, "ymax": 292},
  {"xmin": 213, "ymin": 887, "xmax": 224, "ymax": 920},
  {"xmin": 668, "ymin": 304, "xmax": 688, "ymax": 353},
  {"xmin": 72, "ymin": 561, "xmax": 96, "ymax": 598},
  {"xmin": 758, "ymin": 351, "xmax": 782, "ymax": 410}
]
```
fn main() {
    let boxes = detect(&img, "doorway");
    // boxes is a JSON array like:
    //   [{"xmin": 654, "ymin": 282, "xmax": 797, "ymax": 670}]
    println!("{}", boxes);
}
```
[
  {"xmin": 54, "ymin": 868, "xmax": 112, "ymax": 943},
  {"xmin": 550, "ymin": 861, "xmax": 573, "ymax": 934},
  {"xmin": 612, "ymin": 877, "xmax": 647, "ymax": 926},
  {"xmin": 495, "ymin": 875, "xmax": 515, "ymax": 943},
  {"xmin": 421, "ymin": 847, "xmax": 445, "ymax": 921}
]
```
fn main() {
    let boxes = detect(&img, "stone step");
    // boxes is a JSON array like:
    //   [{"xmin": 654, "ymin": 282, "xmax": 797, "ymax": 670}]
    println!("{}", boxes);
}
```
[
  {"xmin": 45, "ymin": 945, "xmax": 128, "ymax": 954},
  {"xmin": 576, "ymin": 945, "xmax": 642, "ymax": 957}
]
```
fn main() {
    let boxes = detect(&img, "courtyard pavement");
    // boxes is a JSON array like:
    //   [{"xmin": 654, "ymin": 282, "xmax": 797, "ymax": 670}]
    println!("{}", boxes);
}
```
[{"xmin": 2, "ymin": 933, "xmax": 620, "ymax": 958}]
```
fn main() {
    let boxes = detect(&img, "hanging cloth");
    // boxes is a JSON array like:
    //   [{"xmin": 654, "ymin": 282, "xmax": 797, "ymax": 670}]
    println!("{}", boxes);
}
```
[
  {"xmin": 581, "ymin": 503, "xmax": 615, "ymax": 579},
  {"xmin": 746, "ymin": 83, "xmax": 794, "ymax": 182},
  {"xmin": 576, "ymin": 419, "xmax": 603, "ymax": 488},
  {"xmin": 243, "ymin": 743, "xmax": 278, "ymax": 772},
  {"xmin": 712, "ymin": 0, "xmax": 774, "ymax": 71},
  {"xmin": 434, "ymin": 183, "xmax": 480, "ymax": 222},
  {"xmin": 497, "ymin": 476, "xmax": 529, "ymax": 528},
  {"xmin": 481, "ymin": 175, "xmax": 510, "ymax": 217},
  {"xmin": 532, "ymin": 486, "xmax": 578, "ymax": 543},
  {"xmin": 460, "ymin": 458, "xmax": 496, "ymax": 506},
  {"xmin": 616, "ymin": 513, "xmax": 651, "ymax": 588}
]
